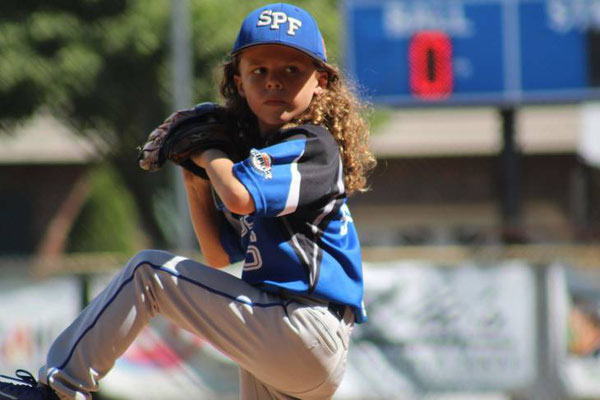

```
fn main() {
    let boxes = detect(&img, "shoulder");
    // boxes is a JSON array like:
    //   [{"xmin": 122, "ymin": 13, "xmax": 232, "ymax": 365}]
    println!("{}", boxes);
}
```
[
  {"xmin": 281, "ymin": 123, "xmax": 332, "ymax": 139},
  {"xmin": 271, "ymin": 124, "xmax": 336, "ymax": 149}
]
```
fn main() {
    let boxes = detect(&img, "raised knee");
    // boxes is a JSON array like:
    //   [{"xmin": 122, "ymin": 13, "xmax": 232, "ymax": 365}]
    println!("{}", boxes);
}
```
[{"xmin": 126, "ymin": 249, "xmax": 173, "ymax": 272}]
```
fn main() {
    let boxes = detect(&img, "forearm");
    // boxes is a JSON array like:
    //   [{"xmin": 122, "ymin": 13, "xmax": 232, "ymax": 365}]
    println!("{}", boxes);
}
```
[
  {"xmin": 191, "ymin": 150, "xmax": 255, "ymax": 215},
  {"xmin": 182, "ymin": 171, "xmax": 230, "ymax": 268}
]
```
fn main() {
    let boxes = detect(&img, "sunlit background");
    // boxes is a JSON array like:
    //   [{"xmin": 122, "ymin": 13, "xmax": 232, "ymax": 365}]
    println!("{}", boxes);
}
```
[{"xmin": 1, "ymin": 1, "xmax": 600, "ymax": 399}]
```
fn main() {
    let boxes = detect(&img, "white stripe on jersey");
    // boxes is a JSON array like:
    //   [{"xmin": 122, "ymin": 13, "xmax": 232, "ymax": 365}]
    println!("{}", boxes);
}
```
[
  {"xmin": 281, "ymin": 218, "xmax": 315, "ymax": 285},
  {"xmin": 311, "ymin": 158, "xmax": 345, "ymax": 235},
  {"xmin": 310, "ymin": 201, "xmax": 334, "ymax": 278},
  {"xmin": 277, "ymin": 150, "xmax": 304, "ymax": 217},
  {"xmin": 311, "ymin": 199, "xmax": 334, "ymax": 235},
  {"xmin": 336, "ymin": 157, "xmax": 345, "ymax": 193},
  {"xmin": 284, "ymin": 157, "xmax": 345, "ymax": 289}
]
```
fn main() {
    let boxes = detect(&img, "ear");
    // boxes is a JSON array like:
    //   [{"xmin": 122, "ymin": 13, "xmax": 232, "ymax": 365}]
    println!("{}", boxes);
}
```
[
  {"xmin": 315, "ymin": 71, "xmax": 328, "ymax": 95},
  {"xmin": 234, "ymin": 74, "xmax": 245, "ymax": 98}
]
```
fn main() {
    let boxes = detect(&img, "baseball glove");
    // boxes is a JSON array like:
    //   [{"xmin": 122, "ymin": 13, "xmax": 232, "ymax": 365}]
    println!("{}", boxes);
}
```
[{"xmin": 138, "ymin": 102, "xmax": 238, "ymax": 178}]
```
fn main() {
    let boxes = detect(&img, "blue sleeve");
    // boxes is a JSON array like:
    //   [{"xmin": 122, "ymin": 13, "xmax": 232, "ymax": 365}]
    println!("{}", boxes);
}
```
[{"xmin": 232, "ymin": 125, "xmax": 344, "ymax": 217}]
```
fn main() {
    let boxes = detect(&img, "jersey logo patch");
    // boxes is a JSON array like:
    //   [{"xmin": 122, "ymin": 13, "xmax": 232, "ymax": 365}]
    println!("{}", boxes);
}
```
[{"xmin": 249, "ymin": 148, "xmax": 273, "ymax": 179}]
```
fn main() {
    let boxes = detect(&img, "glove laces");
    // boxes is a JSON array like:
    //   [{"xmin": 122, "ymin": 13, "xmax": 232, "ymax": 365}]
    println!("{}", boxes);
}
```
[{"xmin": 0, "ymin": 369, "xmax": 38, "ymax": 387}]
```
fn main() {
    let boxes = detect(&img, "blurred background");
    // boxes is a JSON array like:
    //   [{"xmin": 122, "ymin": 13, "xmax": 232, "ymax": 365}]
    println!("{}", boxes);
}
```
[{"xmin": 1, "ymin": 0, "xmax": 599, "ymax": 399}]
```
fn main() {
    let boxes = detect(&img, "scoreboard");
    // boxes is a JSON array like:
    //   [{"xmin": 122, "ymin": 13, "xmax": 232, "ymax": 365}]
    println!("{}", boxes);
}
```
[{"xmin": 344, "ymin": 0, "xmax": 600, "ymax": 106}]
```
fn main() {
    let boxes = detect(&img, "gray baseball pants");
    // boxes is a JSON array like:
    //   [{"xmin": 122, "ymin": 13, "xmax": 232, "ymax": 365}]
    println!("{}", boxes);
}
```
[{"xmin": 37, "ymin": 250, "xmax": 353, "ymax": 400}]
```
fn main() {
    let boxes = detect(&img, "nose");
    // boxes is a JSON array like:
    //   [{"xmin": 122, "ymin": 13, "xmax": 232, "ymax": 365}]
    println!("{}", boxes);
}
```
[{"xmin": 265, "ymin": 71, "xmax": 283, "ymax": 90}]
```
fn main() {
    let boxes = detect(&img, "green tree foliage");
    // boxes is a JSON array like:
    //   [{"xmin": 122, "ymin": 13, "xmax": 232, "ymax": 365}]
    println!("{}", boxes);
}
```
[
  {"xmin": 0, "ymin": 0, "xmax": 341, "ymax": 245},
  {"xmin": 67, "ymin": 164, "xmax": 141, "ymax": 253},
  {"xmin": 0, "ymin": 0, "xmax": 172, "ymax": 244}
]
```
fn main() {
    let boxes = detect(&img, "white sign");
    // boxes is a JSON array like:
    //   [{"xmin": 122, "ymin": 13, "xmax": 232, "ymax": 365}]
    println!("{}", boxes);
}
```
[
  {"xmin": 338, "ymin": 260, "xmax": 537, "ymax": 397},
  {"xmin": 0, "ymin": 275, "xmax": 80, "ymax": 371}
]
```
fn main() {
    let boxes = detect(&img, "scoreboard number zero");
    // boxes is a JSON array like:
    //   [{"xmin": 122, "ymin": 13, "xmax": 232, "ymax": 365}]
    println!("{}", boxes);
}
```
[{"xmin": 408, "ymin": 31, "xmax": 454, "ymax": 100}]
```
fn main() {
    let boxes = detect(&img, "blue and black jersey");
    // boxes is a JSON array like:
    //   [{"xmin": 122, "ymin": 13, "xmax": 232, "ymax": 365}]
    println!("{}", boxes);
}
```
[{"xmin": 218, "ymin": 123, "xmax": 367, "ymax": 323}]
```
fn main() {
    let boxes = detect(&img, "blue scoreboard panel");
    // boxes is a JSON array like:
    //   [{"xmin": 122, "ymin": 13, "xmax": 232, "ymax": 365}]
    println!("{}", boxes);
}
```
[{"xmin": 344, "ymin": 0, "xmax": 600, "ymax": 106}]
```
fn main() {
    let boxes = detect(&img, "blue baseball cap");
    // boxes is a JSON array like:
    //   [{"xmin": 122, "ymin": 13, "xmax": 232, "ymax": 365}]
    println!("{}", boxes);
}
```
[{"xmin": 232, "ymin": 3, "xmax": 327, "ymax": 63}]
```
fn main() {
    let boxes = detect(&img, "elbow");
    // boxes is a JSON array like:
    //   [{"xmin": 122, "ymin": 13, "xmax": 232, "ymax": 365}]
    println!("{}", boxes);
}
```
[{"xmin": 222, "ymin": 189, "xmax": 255, "ymax": 215}]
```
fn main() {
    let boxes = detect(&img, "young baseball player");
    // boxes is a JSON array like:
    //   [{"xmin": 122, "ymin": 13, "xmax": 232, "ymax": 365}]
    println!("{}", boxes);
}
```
[{"xmin": 0, "ymin": 3, "xmax": 375, "ymax": 400}]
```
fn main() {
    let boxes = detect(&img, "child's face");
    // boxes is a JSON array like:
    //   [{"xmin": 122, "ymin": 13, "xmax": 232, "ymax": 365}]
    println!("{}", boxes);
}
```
[{"xmin": 234, "ymin": 44, "xmax": 327, "ymax": 134}]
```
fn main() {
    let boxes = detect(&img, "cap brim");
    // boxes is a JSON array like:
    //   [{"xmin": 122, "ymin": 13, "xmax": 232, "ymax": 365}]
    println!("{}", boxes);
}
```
[{"xmin": 232, "ymin": 41, "xmax": 327, "ymax": 64}]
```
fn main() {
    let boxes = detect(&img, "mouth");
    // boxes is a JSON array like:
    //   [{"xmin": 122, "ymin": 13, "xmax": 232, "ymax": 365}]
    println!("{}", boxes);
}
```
[{"xmin": 264, "ymin": 99, "xmax": 287, "ymax": 106}]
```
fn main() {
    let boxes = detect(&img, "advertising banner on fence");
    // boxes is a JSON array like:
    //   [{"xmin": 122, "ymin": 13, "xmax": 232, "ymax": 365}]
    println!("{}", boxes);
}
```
[
  {"xmin": 337, "ymin": 260, "xmax": 537, "ymax": 399},
  {"xmin": 562, "ymin": 265, "xmax": 600, "ymax": 399},
  {"xmin": 0, "ymin": 274, "xmax": 80, "ymax": 372}
]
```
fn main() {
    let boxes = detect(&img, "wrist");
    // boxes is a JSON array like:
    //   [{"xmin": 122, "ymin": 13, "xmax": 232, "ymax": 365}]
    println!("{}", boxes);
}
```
[{"xmin": 192, "ymin": 149, "xmax": 229, "ymax": 169}]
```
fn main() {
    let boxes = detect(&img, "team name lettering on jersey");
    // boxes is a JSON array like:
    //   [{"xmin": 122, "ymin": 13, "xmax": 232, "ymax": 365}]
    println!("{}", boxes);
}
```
[
  {"xmin": 240, "ymin": 216, "xmax": 263, "ymax": 271},
  {"xmin": 256, "ymin": 10, "xmax": 302, "ymax": 35}
]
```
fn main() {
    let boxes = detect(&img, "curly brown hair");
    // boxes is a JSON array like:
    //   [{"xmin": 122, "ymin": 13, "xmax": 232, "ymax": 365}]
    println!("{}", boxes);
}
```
[{"xmin": 219, "ymin": 55, "xmax": 376, "ymax": 195}]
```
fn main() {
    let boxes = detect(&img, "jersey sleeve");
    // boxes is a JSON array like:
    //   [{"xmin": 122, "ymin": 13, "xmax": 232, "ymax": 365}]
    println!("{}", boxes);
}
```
[{"xmin": 232, "ymin": 124, "xmax": 344, "ymax": 217}]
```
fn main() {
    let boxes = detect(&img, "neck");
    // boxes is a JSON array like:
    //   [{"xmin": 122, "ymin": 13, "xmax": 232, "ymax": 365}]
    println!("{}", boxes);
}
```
[{"xmin": 258, "ymin": 122, "xmax": 282, "ymax": 138}]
